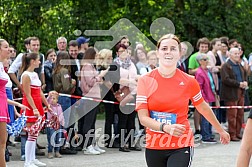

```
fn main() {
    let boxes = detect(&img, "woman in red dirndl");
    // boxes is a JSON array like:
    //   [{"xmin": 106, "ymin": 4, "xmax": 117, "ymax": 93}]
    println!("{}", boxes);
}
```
[{"xmin": 19, "ymin": 52, "xmax": 52, "ymax": 167}]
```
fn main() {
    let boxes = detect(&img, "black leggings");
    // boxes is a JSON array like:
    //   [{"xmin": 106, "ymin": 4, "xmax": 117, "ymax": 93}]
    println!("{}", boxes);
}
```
[{"xmin": 145, "ymin": 147, "xmax": 194, "ymax": 167}]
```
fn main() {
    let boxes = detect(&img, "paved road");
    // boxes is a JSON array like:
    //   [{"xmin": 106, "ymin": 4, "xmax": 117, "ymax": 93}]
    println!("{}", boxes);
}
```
[{"xmin": 6, "ymin": 117, "xmax": 251, "ymax": 167}]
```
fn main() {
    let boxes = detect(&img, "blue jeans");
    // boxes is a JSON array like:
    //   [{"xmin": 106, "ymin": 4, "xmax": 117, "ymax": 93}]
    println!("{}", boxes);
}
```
[
  {"xmin": 217, "ymin": 101, "xmax": 227, "ymax": 123},
  {"xmin": 201, "ymin": 103, "xmax": 214, "ymax": 141},
  {"xmin": 58, "ymin": 96, "xmax": 73, "ymax": 147},
  {"xmin": 200, "ymin": 115, "xmax": 212, "ymax": 140},
  {"xmin": 58, "ymin": 96, "xmax": 71, "ymax": 112},
  {"xmin": 46, "ymin": 127, "xmax": 62, "ymax": 153},
  {"xmin": 21, "ymin": 133, "xmax": 27, "ymax": 156}
]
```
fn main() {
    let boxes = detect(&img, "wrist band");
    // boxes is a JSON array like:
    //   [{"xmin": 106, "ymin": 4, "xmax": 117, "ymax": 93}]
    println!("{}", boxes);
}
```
[{"xmin": 160, "ymin": 123, "xmax": 166, "ymax": 132}]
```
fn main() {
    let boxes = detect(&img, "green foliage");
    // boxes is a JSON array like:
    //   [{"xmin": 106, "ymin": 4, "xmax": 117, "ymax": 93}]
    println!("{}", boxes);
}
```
[{"xmin": 0, "ymin": 0, "xmax": 252, "ymax": 56}]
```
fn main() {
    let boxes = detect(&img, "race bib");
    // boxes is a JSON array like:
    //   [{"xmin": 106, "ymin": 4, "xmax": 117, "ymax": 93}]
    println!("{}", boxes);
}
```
[{"xmin": 150, "ymin": 111, "xmax": 177, "ymax": 133}]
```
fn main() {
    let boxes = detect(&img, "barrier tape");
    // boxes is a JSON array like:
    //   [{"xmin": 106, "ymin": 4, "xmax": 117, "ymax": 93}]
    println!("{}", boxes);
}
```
[
  {"xmin": 189, "ymin": 105, "xmax": 252, "ymax": 109},
  {"xmin": 13, "ymin": 93, "xmax": 251, "ymax": 109},
  {"xmin": 57, "ymin": 93, "xmax": 136, "ymax": 106}
]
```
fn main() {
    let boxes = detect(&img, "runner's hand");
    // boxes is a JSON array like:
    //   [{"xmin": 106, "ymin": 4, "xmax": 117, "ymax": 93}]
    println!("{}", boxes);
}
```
[
  {"xmin": 219, "ymin": 130, "xmax": 230, "ymax": 145},
  {"xmin": 163, "ymin": 124, "xmax": 186, "ymax": 137}
]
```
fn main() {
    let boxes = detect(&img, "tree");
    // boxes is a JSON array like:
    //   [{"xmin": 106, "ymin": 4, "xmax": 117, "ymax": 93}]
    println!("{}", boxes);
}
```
[{"xmin": 0, "ymin": 0, "xmax": 252, "ymax": 55}]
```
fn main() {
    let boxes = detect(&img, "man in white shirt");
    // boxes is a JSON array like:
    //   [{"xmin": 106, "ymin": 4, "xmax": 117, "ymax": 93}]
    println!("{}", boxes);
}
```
[{"xmin": 8, "ymin": 36, "xmax": 45, "ymax": 91}]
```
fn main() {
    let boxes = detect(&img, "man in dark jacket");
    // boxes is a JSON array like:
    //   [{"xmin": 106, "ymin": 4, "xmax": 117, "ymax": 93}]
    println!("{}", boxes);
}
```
[{"xmin": 220, "ymin": 47, "xmax": 247, "ymax": 141}]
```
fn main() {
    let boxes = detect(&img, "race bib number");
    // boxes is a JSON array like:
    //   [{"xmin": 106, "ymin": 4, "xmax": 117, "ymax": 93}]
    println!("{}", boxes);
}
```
[
  {"xmin": 150, "ymin": 111, "xmax": 177, "ymax": 133},
  {"xmin": 150, "ymin": 111, "xmax": 177, "ymax": 125}
]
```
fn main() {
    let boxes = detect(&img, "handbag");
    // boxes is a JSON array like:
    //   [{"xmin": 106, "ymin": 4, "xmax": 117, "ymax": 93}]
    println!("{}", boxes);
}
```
[
  {"xmin": 113, "ymin": 72, "xmax": 135, "ymax": 106},
  {"xmin": 114, "ymin": 86, "xmax": 131, "ymax": 102}
]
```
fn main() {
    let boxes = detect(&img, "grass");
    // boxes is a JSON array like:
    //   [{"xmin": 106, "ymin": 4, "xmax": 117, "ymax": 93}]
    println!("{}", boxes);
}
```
[{"xmin": 97, "ymin": 111, "xmax": 105, "ymax": 120}]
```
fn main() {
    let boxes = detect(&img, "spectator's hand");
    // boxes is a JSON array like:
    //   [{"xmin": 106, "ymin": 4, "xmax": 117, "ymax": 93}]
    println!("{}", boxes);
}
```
[
  {"xmin": 17, "ymin": 103, "xmax": 30, "ymax": 111},
  {"xmin": 100, "ymin": 67, "xmax": 109, "ymax": 77},
  {"xmin": 243, "ymin": 81, "xmax": 248, "ymax": 88},
  {"xmin": 212, "ymin": 67, "xmax": 219, "ymax": 73},
  {"xmin": 17, "ymin": 84, "xmax": 23, "ymax": 92},
  {"xmin": 71, "ymin": 79, "xmax": 76, "ymax": 86},
  {"xmin": 47, "ymin": 105, "xmax": 53, "ymax": 113},
  {"xmin": 15, "ymin": 112, "xmax": 21, "ymax": 118},
  {"xmin": 219, "ymin": 130, "xmax": 230, "ymax": 145},
  {"xmin": 33, "ymin": 109, "xmax": 40, "ymax": 117},
  {"xmin": 129, "ymin": 79, "xmax": 137, "ymax": 86},
  {"xmin": 163, "ymin": 124, "xmax": 186, "ymax": 137},
  {"xmin": 239, "ymin": 82, "xmax": 245, "ymax": 89},
  {"xmin": 41, "ymin": 84, "xmax": 46, "ymax": 91},
  {"xmin": 240, "ymin": 81, "xmax": 248, "ymax": 89}
]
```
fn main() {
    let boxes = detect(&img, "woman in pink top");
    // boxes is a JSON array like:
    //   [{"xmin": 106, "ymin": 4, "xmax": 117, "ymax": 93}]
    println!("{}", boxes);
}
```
[
  {"xmin": 0, "ymin": 39, "xmax": 28, "ymax": 167},
  {"xmin": 79, "ymin": 48, "xmax": 108, "ymax": 155}
]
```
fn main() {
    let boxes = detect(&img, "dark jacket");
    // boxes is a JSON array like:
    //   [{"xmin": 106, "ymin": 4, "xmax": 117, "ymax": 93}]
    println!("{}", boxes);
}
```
[
  {"xmin": 70, "ymin": 57, "xmax": 82, "ymax": 96},
  {"xmin": 44, "ymin": 60, "xmax": 54, "ymax": 93},
  {"xmin": 100, "ymin": 62, "xmax": 120, "ymax": 100},
  {"xmin": 220, "ymin": 60, "xmax": 247, "ymax": 101}
]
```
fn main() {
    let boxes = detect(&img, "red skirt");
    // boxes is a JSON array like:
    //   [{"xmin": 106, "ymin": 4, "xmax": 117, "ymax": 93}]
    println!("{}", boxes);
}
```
[{"xmin": 21, "ymin": 86, "xmax": 44, "ymax": 123}]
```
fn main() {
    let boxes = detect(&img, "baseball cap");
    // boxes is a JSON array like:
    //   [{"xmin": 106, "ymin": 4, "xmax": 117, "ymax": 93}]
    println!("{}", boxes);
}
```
[{"xmin": 76, "ymin": 36, "xmax": 90, "ymax": 46}]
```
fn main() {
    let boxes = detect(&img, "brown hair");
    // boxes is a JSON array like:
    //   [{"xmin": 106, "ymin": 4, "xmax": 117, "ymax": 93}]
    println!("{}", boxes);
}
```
[
  {"xmin": 228, "ymin": 39, "xmax": 238, "ymax": 47},
  {"xmin": 29, "ymin": 36, "xmax": 40, "ymax": 42},
  {"xmin": 19, "ymin": 52, "xmax": 39, "ymax": 75},
  {"xmin": 115, "ymin": 43, "xmax": 127, "ymax": 52},
  {"xmin": 134, "ymin": 47, "xmax": 147, "ymax": 62},
  {"xmin": 81, "ymin": 48, "xmax": 97, "ymax": 67},
  {"xmin": 53, "ymin": 51, "xmax": 71, "ymax": 74},
  {"xmin": 68, "ymin": 40, "xmax": 78, "ymax": 47},
  {"xmin": 157, "ymin": 34, "xmax": 181, "ymax": 50},
  {"xmin": 24, "ymin": 37, "xmax": 31, "ymax": 45},
  {"xmin": 45, "ymin": 48, "xmax": 56, "ymax": 60},
  {"xmin": 196, "ymin": 37, "xmax": 210, "ymax": 50},
  {"xmin": 219, "ymin": 36, "xmax": 229, "ymax": 43},
  {"xmin": 210, "ymin": 38, "xmax": 221, "ymax": 50}
]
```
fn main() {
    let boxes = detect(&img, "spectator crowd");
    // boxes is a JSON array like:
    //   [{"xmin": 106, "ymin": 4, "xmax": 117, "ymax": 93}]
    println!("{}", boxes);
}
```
[{"xmin": 1, "ymin": 35, "xmax": 252, "ymax": 167}]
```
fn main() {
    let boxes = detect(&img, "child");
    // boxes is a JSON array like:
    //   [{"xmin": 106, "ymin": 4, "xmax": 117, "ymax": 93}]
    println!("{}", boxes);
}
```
[{"xmin": 46, "ymin": 91, "xmax": 64, "ymax": 159}]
